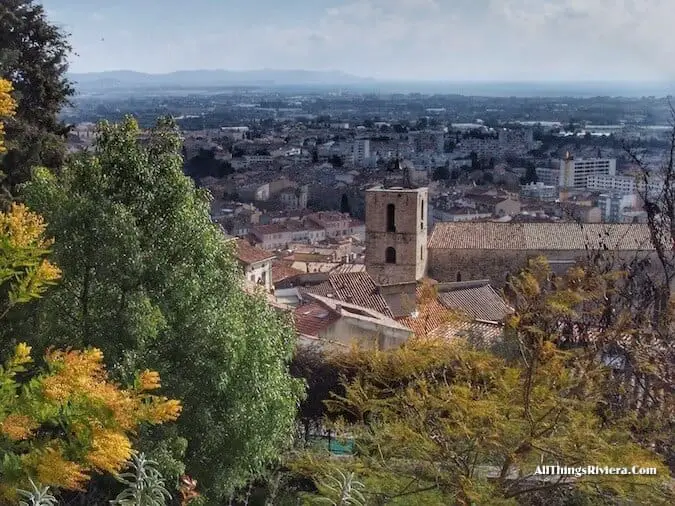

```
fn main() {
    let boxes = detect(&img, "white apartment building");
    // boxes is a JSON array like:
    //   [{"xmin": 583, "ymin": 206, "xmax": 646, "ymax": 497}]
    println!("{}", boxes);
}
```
[
  {"xmin": 352, "ymin": 139, "xmax": 371, "ymax": 165},
  {"xmin": 559, "ymin": 156, "xmax": 616, "ymax": 188},
  {"xmin": 586, "ymin": 173, "xmax": 664, "ymax": 196}
]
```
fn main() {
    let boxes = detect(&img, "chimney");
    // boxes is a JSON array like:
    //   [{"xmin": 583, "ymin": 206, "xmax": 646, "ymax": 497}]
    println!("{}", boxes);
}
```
[{"xmin": 335, "ymin": 303, "xmax": 342, "ymax": 313}]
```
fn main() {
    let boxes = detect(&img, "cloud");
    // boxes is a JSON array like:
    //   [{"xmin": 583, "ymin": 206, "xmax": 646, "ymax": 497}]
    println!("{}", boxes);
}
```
[{"xmin": 62, "ymin": 0, "xmax": 675, "ymax": 80}]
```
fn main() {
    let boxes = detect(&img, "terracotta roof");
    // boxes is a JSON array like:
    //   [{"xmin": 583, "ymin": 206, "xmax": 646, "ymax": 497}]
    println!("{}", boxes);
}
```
[
  {"xmin": 428, "ymin": 222, "xmax": 654, "ymax": 251},
  {"xmin": 235, "ymin": 239, "xmax": 275, "ymax": 265},
  {"xmin": 271, "ymin": 262, "xmax": 304, "ymax": 284},
  {"xmin": 437, "ymin": 284, "xmax": 513, "ymax": 322},
  {"xmin": 330, "ymin": 264, "xmax": 367, "ymax": 274},
  {"xmin": 431, "ymin": 320, "xmax": 504, "ymax": 343},
  {"xmin": 303, "ymin": 272, "xmax": 393, "ymax": 318},
  {"xmin": 293, "ymin": 302, "xmax": 340, "ymax": 337},
  {"xmin": 396, "ymin": 296, "xmax": 454, "ymax": 337}
]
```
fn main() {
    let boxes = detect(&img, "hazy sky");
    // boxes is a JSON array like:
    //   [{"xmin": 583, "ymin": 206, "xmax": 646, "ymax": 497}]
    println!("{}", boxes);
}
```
[{"xmin": 42, "ymin": 0, "xmax": 674, "ymax": 81}]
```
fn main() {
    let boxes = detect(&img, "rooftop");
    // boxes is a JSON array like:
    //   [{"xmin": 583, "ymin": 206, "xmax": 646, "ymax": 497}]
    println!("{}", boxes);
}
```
[
  {"xmin": 428, "ymin": 222, "xmax": 654, "ymax": 251},
  {"xmin": 235, "ymin": 239, "xmax": 276, "ymax": 265}
]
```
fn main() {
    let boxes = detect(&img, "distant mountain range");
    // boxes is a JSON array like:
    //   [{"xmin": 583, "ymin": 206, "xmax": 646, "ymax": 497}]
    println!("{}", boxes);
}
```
[
  {"xmin": 67, "ymin": 69, "xmax": 675, "ymax": 97},
  {"xmin": 68, "ymin": 69, "xmax": 375, "ymax": 89}
]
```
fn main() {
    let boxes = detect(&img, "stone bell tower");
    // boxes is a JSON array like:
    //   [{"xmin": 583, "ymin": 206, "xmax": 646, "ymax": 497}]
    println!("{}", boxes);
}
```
[{"xmin": 365, "ymin": 158, "xmax": 428, "ymax": 286}]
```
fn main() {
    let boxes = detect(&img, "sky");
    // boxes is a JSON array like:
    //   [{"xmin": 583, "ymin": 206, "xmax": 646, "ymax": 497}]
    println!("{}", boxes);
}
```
[{"xmin": 41, "ymin": 0, "xmax": 675, "ymax": 81}]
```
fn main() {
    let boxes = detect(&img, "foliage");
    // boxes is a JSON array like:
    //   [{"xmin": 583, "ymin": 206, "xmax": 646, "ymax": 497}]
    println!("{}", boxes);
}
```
[
  {"xmin": 0, "ymin": 0, "xmax": 74, "ymax": 190},
  {"xmin": 0, "ymin": 203, "xmax": 181, "ymax": 501},
  {"xmin": 290, "ymin": 259, "xmax": 671, "ymax": 505},
  {"xmin": 0, "ymin": 78, "xmax": 16, "ymax": 154},
  {"xmin": 0, "ymin": 203, "xmax": 60, "ymax": 319},
  {"xmin": 17, "ymin": 479, "xmax": 57, "ymax": 506},
  {"xmin": 111, "ymin": 453, "xmax": 172, "ymax": 506},
  {"xmin": 309, "ymin": 469, "xmax": 366, "ymax": 506},
  {"xmin": 15, "ymin": 116, "xmax": 304, "ymax": 501}
]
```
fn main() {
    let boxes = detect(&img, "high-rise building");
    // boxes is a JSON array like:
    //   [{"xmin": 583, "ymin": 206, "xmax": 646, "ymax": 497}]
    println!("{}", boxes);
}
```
[
  {"xmin": 559, "ymin": 153, "xmax": 616, "ymax": 188},
  {"xmin": 352, "ymin": 138, "xmax": 370, "ymax": 165}
]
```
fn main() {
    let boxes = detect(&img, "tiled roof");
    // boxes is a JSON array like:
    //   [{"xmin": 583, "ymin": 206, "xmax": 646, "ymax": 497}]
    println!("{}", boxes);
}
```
[
  {"xmin": 331, "ymin": 264, "xmax": 367, "ymax": 274},
  {"xmin": 235, "ymin": 239, "xmax": 276, "ymax": 265},
  {"xmin": 303, "ymin": 272, "xmax": 394, "ymax": 318},
  {"xmin": 293, "ymin": 302, "xmax": 340, "ymax": 337},
  {"xmin": 428, "ymin": 222, "xmax": 654, "ymax": 251},
  {"xmin": 437, "ymin": 284, "xmax": 513, "ymax": 322},
  {"xmin": 431, "ymin": 320, "xmax": 504, "ymax": 343},
  {"xmin": 271, "ymin": 262, "xmax": 304, "ymax": 284},
  {"xmin": 396, "ymin": 297, "xmax": 454, "ymax": 337}
]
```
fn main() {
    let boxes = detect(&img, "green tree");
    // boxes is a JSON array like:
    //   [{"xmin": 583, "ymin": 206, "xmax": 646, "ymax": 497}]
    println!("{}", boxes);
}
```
[
  {"xmin": 0, "ymin": 0, "xmax": 74, "ymax": 192},
  {"xmin": 12, "ymin": 116, "xmax": 303, "ymax": 501}
]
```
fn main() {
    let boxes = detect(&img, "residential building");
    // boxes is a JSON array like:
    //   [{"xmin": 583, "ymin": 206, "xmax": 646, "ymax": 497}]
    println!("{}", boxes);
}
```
[
  {"xmin": 352, "ymin": 138, "xmax": 371, "ymax": 165},
  {"xmin": 558, "ymin": 153, "xmax": 616, "ymax": 188},
  {"xmin": 306, "ymin": 211, "xmax": 353, "ymax": 238},
  {"xmin": 251, "ymin": 221, "xmax": 326, "ymax": 250},
  {"xmin": 234, "ymin": 239, "xmax": 275, "ymax": 291},
  {"xmin": 521, "ymin": 182, "xmax": 558, "ymax": 201},
  {"xmin": 586, "ymin": 173, "xmax": 664, "ymax": 196}
]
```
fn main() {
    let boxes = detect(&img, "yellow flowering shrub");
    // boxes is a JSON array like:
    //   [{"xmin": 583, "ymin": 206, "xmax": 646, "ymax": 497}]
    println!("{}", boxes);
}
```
[
  {"xmin": 0, "ymin": 343, "xmax": 182, "ymax": 498},
  {"xmin": 0, "ymin": 78, "xmax": 16, "ymax": 153},
  {"xmin": 0, "ymin": 204, "xmax": 182, "ymax": 500}
]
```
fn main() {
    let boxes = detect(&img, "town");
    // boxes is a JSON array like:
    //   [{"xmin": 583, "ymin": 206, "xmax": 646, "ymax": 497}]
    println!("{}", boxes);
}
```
[
  {"xmin": 63, "ymin": 89, "xmax": 670, "ymax": 350},
  {"xmin": 1, "ymin": 1, "xmax": 674, "ymax": 505}
]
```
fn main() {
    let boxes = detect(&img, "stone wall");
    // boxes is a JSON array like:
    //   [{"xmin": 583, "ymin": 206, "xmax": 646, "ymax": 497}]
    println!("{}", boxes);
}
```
[
  {"xmin": 428, "ymin": 248, "xmax": 657, "ymax": 288},
  {"xmin": 365, "ymin": 188, "xmax": 428, "ymax": 285}
]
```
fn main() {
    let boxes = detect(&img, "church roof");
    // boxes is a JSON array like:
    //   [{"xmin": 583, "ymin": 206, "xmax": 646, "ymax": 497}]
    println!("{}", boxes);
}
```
[{"xmin": 428, "ymin": 222, "xmax": 654, "ymax": 251}]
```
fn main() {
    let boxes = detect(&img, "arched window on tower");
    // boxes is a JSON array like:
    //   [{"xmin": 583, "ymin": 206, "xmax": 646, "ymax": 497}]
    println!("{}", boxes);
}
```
[
  {"xmin": 386, "ymin": 204, "xmax": 396, "ymax": 232},
  {"xmin": 385, "ymin": 247, "xmax": 397, "ymax": 264}
]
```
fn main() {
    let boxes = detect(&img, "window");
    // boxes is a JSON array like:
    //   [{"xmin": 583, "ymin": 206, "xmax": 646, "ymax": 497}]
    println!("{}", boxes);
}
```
[
  {"xmin": 456, "ymin": 271, "xmax": 462, "ymax": 282},
  {"xmin": 386, "ymin": 204, "xmax": 396, "ymax": 232},
  {"xmin": 385, "ymin": 247, "xmax": 397, "ymax": 264},
  {"xmin": 420, "ymin": 246, "xmax": 424, "ymax": 260},
  {"xmin": 420, "ymin": 199, "xmax": 425, "ymax": 230}
]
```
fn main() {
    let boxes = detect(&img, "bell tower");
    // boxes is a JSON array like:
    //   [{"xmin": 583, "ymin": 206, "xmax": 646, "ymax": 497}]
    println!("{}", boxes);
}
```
[{"xmin": 365, "ymin": 159, "xmax": 428, "ymax": 286}]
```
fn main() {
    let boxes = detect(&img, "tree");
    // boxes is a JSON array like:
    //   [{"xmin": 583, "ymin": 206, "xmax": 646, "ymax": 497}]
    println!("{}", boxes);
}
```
[
  {"xmin": 289, "ymin": 259, "xmax": 671, "ymax": 505},
  {"xmin": 340, "ymin": 193, "xmax": 351, "ymax": 215},
  {"xmin": 521, "ymin": 164, "xmax": 538, "ymax": 185},
  {"xmin": 12, "ymin": 117, "xmax": 304, "ymax": 501},
  {"xmin": 431, "ymin": 165, "xmax": 449, "ymax": 181},
  {"xmin": 0, "ymin": 203, "xmax": 181, "ymax": 502},
  {"xmin": 0, "ymin": 0, "xmax": 74, "ymax": 191},
  {"xmin": 329, "ymin": 154, "xmax": 343, "ymax": 168},
  {"xmin": 1, "ymin": 78, "xmax": 17, "ymax": 204}
]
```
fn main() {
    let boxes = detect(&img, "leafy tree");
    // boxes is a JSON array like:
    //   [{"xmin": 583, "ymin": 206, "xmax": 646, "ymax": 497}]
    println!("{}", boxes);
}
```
[
  {"xmin": 431, "ymin": 165, "xmax": 449, "ymax": 181},
  {"xmin": 0, "ymin": 203, "xmax": 181, "ymax": 502},
  {"xmin": 15, "ymin": 117, "xmax": 304, "ymax": 501},
  {"xmin": 521, "ymin": 163, "xmax": 538, "ymax": 185},
  {"xmin": 339, "ymin": 194, "xmax": 351, "ymax": 215},
  {"xmin": 329, "ymin": 154, "xmax": 343, "ymax": 167},
  {"xmin": 0, "ymin": 78, "xmax": 17, "ymax": 204},
  {"xmin": 290, "ymin": 259, "xmax": 671, "ymax": 505},
  {"xmin": 0, "ymin": 78, "xmax": 16, "ymax": 154},
  {"xmin": 0, "ymin": 0, "xmax": 74, "ymax": 190}
]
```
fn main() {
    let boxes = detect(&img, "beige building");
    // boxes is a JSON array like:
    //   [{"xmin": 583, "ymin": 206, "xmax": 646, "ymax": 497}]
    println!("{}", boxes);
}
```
[
  {"xmin": 364, "ymin": 184, "xmax": 429, "ymax": 286},
  {"xmin": 234, "ymin": 239, "xmax": 275, "ymax": 292},
  {"xmin": 294, "ymin": 293, "xmax": 412, "ymax": 351}
]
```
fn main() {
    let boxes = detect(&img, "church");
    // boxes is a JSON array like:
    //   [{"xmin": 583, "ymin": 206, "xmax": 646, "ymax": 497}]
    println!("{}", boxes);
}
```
[{"xmin": 294, "ymin": 161, "xmax": 655, "ymax": 349}]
